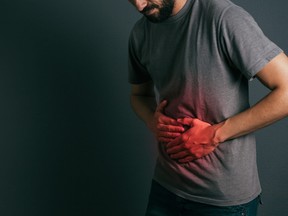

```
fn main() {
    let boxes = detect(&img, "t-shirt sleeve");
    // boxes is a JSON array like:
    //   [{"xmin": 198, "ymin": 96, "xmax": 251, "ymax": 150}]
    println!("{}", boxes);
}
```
[
  {"xmin": 219, "ymin": 5, "xmax": 283, "ymax": 80},
  {"xmin": 128, "ymin": 31, "xmax": 152, "ymax": 84}
]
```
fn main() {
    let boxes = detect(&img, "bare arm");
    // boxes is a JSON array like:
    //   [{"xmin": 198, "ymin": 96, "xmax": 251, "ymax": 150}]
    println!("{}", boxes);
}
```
[
  {"xmin": 130, "ymin": 81, "xmax": 184, "ymax": 143},
  {"xmin": 167, "ymin": 52, "xmax": 288, "ymax": 162},
  {"xmin": 130, "ymin": 81, "xmax": 157, "ymax": 126},
  {"xmin": 216, "ymin": 52, "xmax": 288, "ymax": 142}
]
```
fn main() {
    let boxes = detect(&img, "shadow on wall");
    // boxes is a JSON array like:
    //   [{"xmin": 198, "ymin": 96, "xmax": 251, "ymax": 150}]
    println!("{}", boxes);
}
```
[
  {"xmin": 0, "ymin": 0, "xmax": 287, "ymax": 216},
  {"xmin": 0, "ymin": 1, "xmax": 154, "ymax": 216}
]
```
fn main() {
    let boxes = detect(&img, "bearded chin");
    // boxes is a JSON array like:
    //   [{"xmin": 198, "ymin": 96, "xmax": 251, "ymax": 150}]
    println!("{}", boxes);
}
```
[{"xmin": 145, "ymin": 0, "xmax": 175, "ymax": 23}]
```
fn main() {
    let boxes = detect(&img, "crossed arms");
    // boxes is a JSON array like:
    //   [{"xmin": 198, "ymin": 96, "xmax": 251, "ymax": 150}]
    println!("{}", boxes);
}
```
[{"xmin": 130, "ymin": 53, "xmax": 288, "ymax": 163}]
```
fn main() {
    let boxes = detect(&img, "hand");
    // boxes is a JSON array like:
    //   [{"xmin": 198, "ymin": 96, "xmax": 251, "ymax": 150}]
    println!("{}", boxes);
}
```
[
  {"xmin": 166, "ymin": 118, "xmax": 221, "ymax": 163},
  {"xmin": 148, "ymin": 100, "xmax": 185, "ymax": 143}
]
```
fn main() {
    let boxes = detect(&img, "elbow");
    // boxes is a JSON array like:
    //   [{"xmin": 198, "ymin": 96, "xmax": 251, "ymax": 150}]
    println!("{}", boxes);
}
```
[{"xmin": 276, "ymin": 86, "xmax": 288, "ymax": 117}]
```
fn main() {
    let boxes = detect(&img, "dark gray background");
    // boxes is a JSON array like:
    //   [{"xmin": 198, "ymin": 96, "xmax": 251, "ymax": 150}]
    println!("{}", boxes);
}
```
[{"xmin": 0, "ymin": 0, "xmax": 287, "ymax": 215}]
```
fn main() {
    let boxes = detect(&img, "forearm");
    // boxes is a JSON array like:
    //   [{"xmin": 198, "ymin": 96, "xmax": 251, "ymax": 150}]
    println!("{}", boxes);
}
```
[
  {"xmin": 216, "ymin": 86, "xmax": 288, "ymax": 142},
  {"xmin": 166, "ymin": 89, "xmax": 288, "ymax": 162},
  {"xmin": 130, "ymin": 81, "xmax": 185, "ymax": 143},
  {"xmin": 130, "ymin": 95, "xmax": 157, "ymax": 128}
]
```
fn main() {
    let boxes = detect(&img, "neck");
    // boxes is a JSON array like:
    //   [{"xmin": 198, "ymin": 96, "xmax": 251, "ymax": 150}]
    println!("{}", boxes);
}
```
[{"xmin": 172, "ymin": 0, "xmax": 187, "ymax": 16}]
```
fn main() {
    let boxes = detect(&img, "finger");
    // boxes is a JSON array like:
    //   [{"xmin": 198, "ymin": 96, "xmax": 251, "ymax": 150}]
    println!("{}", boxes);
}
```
[
  {"xmin": 156, "ymin": 100, "xmax": 168, "ymax": 113},
  {"xmin": 187, "ymin": 146, "xmax": 215, "ymax": 159},
  {"xmin": 179, "ymin": 156, "xmax": 195, "ymax": 163},
  {"xmin": 158, "ymin": 131, "xmax": 182, "ymax": 138},
  {"xmin": 158, "ymin": 137, "xmax": 175, "ymax": 143},
  {"xmin": 177, "ymin": 117, "xmax": 195, "ymax": 126},
  {"xmin": 157, "ymin": 124, "xmax": 185, "ymax": 132},
  {"xmin": 159, "ymin": 115, "xmax": 184, "ymax": 126},
  {"xmin": 166, "ymin": 145, "xmax": 184, "ymax": 154},
  {"xmin": 166, "ymin": 138, "xmax": 182, "ymax": 148},
  {"xmin": 170, "ymin": 150, "xmax": 189, "ymax": 159},
  {"xmin": 166, "ymin": 133, "xmax": 189, "ymax": 148}
]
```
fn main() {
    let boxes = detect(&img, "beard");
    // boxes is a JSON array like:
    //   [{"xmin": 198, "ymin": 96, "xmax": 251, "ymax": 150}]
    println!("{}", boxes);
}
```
[{"xmin": 142, "ymin": 0, "xmax": 175, "ymax": 23}]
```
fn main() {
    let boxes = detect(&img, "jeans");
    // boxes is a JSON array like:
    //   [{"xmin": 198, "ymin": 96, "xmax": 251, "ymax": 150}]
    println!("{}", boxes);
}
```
[{"xmin": 145, "ymin": 180, "xmax": 260, "ymax": 216}]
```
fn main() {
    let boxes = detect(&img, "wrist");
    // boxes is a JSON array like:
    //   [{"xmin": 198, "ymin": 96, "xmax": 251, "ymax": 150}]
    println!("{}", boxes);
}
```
[
  {"xmin": 212, "ymin": 121, "xmax": 227, "ymax": 144},
  {"xmin": 145, "ymin": 113, "xmax": 157, "ymax": 133}
]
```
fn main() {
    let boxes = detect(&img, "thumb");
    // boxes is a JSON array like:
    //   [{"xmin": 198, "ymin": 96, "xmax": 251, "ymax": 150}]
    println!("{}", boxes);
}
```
[
  {"xmin": 177, "ymin": 117, "xmax": 195, "ymax": 126},
  {"xmin": 156, "ymin": 100, "xmax": 168, "ymax": 113},
  {"xmin": 192, "ymin": 118, "xmax": 211, "ymax": 127}
]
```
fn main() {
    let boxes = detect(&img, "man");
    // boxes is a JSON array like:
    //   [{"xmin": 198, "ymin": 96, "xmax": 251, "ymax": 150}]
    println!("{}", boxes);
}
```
[{"xmin": 127, "ymin": 0, "xmax": 288, "ymax": 215}]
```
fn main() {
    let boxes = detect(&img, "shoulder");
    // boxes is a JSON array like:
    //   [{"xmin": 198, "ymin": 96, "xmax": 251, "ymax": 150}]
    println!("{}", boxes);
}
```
[
  {"xmin": 197, "ymin": 0, "xmax": 258, "ymax": 34},
  {"xmin": 130, "ymin": 16, "xmax": 148, "ymax": 39},
  {"xmin": 217, "ymin": 2, "xmax": 258, "ymax": 34},
  {"xmin": 198, "ymin": 0, "xmax": 234, "ymax": 15},
  {"xmin": 197, "ymin": 0, "xmax": 247, "ymax": 22},
  {"xmin": 128, "ymin": 16, "xmax": 150, "ymax": 50}
]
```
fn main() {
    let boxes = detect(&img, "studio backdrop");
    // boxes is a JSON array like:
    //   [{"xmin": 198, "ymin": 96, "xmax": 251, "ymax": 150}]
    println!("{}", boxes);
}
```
[{"xmin": 0, "ymin": 0, "xmax": 287, "ymax": 216}]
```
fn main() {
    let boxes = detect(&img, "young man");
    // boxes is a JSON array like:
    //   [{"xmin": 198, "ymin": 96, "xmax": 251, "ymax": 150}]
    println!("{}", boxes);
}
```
[{"xmin": 128, "ymin": 0, "xmax": 288, "ymax": 215}]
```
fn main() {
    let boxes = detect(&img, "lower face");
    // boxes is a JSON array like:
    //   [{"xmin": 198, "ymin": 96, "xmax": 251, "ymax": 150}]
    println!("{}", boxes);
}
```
[{"xmin": 141, "ymin": 0, "xmax": 175, "ymax": 23}]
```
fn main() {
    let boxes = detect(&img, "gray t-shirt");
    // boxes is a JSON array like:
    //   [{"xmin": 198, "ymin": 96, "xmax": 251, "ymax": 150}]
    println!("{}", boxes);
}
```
[{"xmin": 128, "ymin": 0, "xmax": 282, "ymax": 206}]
